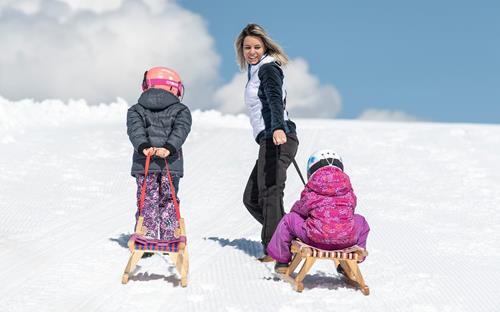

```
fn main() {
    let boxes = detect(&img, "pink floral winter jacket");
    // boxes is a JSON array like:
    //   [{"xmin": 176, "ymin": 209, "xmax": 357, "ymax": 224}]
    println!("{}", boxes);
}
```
[{"xmin": 291, "ymin": 166, "xmax": 357, "ymax": 247}]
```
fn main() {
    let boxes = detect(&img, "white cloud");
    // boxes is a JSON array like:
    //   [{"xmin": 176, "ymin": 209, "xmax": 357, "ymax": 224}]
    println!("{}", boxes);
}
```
[
  {"xmin": 213, "ymin": 72, "xmax": 247, "ymax": 114},
  {"xmin": 0, "ymin": 0, "xmax": 42, "ymax": 15},
  {"xmin": 358, "ymin": 109, "xmax": 421, "ymax": 122},
  {"xmin": 52, "ymin": 0, "xmax": 124, "ymax": 13},
  {"xmin": 284, "ymin": 58, "xmax": 342, "ymax": 118},
  {"xmin": 214, "ymin": 58, "xmax": 342, "ymax": 118},
  {"xmin": 1, "ymin": 1, "xmax": 342, "ymax": 118},
  {"xmin": 0, "ymin": 0, "xmax": 220, "ymax": 109}
]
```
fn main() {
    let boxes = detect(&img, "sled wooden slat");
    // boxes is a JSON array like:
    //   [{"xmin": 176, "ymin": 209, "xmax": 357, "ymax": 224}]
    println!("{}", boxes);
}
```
[
  {"xmin": 132, "ymin": 234, "xmax": 185, "ymax": 252},
  {"xmin": 282, "ymin": 240, "xmax": 369, "ymax": 295}
]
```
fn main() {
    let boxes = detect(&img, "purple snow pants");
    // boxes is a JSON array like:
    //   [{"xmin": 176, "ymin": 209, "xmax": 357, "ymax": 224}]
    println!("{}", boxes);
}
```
[
  {"xmin": 267, "ymin": 212, "xmax": 370, "ymax": 263},
  {"xmin": 135, "ymin": 173, "xmax": 179, "ymax": 240}
]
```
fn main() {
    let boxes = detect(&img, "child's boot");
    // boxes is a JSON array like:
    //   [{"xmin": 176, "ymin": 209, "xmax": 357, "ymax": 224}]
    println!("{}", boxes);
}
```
[
  {"xmin": 336, "ymin": 263, "xmax": 346, "ymax": 276},
  {"xmin": 142, "ymin": 252, "xmax": 153, "ymax": 259}
]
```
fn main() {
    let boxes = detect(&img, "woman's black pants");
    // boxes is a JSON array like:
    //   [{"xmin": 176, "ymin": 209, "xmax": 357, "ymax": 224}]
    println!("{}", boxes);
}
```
[{"xmin": 243, "ymin": 133, "xmax": 299, "ymax": 250}]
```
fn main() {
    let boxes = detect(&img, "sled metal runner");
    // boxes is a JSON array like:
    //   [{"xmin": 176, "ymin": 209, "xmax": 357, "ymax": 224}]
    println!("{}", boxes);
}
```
[
  {"xmin": 122, "ymin": 154, "xmax": 189, "ymax": 287},
  {"xmin": 280, "ymin": 240, "xmax": 369, "ymax": 295}
]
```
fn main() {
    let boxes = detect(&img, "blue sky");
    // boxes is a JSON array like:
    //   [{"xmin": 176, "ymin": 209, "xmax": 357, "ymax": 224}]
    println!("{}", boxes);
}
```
[{"xmin": 181, "ymin": 0, "xmax": 499, "ymax": 123}]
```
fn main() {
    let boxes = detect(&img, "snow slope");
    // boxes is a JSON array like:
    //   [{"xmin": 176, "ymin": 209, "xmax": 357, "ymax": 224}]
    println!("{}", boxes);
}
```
[{"xmin": 0, "ymin": 98, "xmax": 499, "ymax": 312}]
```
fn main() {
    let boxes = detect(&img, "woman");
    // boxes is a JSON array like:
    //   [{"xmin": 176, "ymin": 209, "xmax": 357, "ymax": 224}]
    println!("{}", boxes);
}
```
[{"xmin": 235, "ymin": 23, "xmax": 299, "ymax": 260}]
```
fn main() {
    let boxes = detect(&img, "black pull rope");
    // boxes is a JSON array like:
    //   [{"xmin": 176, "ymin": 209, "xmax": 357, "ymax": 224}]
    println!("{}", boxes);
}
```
[{"xmin": 292, "ymin": 159, "xmax": 306, "ymax": 186}]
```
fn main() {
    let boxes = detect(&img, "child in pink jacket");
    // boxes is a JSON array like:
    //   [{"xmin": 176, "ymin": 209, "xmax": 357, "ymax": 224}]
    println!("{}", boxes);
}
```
[{"xmin": 267, "ymin": 150, "xmax": 370, "ymax": 271}]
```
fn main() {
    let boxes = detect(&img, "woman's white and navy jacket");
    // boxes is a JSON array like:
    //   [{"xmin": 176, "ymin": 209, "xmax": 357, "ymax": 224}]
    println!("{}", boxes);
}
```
[{"xmin": 245, "ymin": 54, "xmax": 296, "ymax": 142}]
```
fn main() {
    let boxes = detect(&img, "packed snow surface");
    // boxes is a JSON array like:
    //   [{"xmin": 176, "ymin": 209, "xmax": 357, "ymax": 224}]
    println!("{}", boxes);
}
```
[{"xmin": 0, "ymin": 97, "xmax": 499, "ymax": 311}]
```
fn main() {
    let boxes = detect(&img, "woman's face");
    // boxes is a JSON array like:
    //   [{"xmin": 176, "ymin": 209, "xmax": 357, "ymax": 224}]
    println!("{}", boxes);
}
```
[{"xmin": 243, "ymin": 35, "xmax": 266, "ymax": 65}]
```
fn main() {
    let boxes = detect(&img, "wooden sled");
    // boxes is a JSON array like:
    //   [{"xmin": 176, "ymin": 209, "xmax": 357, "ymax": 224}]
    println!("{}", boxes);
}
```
[
  {"xmin": 280, "ymin": 240, "xmax": 369, "ymax": 295},
  {"xmin": 121, "ymin": 154, "xmax": 189, "ymax": 287},
  {"xmin": 121, "ymin": 216, "xmax": 189, "ymax": 287}
]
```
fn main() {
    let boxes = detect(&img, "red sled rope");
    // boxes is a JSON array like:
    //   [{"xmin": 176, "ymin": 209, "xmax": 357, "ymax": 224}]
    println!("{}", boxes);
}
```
[
  {"xmin": 123, "ymin": 151, "xmax": 189, "ymax": 287},
  {"xmin": 138, "ymin": 153, "xmax": 181, "ymax": 221}
]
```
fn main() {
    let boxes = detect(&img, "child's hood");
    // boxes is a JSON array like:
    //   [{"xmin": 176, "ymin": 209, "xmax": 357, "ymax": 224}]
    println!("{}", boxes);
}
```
[
  {"xmin": 138, "ymin": 88, "xmax": 180, "ymax": 110},
  {"xmin": 305, "ymin": 166, "xmax": 353, "ymax": 197}
]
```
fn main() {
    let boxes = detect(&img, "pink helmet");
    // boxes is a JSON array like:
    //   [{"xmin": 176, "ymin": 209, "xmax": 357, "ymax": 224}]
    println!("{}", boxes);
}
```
[{"xmin": 142, "ymin": 66, "xmax": 184, "ymax": 98}]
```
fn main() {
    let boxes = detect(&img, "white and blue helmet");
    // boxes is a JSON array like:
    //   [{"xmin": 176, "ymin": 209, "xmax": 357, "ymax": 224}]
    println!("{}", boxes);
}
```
[{"xmin": 307, "ymin": 149, "xmax": 344, "ymax": 179}]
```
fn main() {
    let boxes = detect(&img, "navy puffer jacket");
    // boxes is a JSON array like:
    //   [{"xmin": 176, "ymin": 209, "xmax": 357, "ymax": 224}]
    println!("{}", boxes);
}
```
[{"xmin": 127, "ymin": 88, "xmax": 192, "ymax": 177}]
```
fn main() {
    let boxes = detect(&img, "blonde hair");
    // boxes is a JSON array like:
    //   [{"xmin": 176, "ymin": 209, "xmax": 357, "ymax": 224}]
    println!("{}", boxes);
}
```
[{"xmin": 235, "ymin": 23, "xmax": 289, "ymax": 71}]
